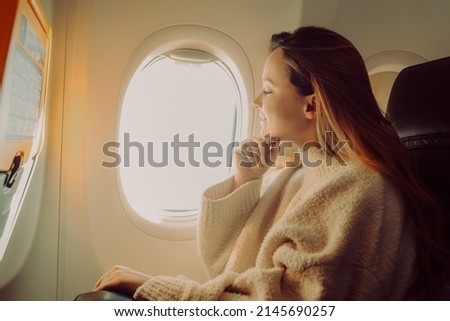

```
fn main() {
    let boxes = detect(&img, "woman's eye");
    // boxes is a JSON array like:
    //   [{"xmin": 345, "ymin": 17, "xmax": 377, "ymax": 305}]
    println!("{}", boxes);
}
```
[{"xmin": 263, "ymin": 90, "xmax": 272, "ymax": 95}]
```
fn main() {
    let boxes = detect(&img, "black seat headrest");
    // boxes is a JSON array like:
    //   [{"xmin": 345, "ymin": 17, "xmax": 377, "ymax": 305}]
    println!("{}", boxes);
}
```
[
  {"xmin": 386, "ymin": 56, "xmax": 450, "ymax": 200},
  {"xmin": 386, "ymin": 56, "xmax": 450, "ymax": 143}
]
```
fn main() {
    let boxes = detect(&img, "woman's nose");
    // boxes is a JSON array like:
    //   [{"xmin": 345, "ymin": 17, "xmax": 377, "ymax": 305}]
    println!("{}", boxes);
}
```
[{"xmin": 252, "ymin": 91, "xmax": 262, "ymax": 108}]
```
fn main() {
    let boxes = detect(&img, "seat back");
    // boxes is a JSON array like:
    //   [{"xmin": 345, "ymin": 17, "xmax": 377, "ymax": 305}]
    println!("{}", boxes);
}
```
[{"xmin": 386, "ymin": 56, "xmax": 450, "ymax": 299}]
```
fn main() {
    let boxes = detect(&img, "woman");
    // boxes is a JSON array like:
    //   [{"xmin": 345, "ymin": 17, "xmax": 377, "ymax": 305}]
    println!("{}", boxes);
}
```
[{"xmin": 94, "ymin": 26, "xmax": 447, "ymax": 300}]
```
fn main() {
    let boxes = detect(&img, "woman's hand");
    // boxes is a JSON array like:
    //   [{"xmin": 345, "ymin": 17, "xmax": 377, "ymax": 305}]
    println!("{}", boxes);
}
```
[
  {"xmin": 233, "ymin": 135, "xmax": 280, "ymax": 188},
  {"xmin": 93, "ymin": 265, "xmax": 151, "ymax": 297}
]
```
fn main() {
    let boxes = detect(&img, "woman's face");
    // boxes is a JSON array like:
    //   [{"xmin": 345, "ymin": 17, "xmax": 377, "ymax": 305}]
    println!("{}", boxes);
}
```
[{"xmin": 253, "ymin": 48, "xmax": 317, "ymax": 146}]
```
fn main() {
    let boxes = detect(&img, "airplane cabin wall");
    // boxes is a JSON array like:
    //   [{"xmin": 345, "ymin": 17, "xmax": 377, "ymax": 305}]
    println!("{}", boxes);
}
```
[
  {"xmin": 332, "ymin": 0, "xmax": 450, "ymax": 61},
  {"xmin": 0, "ymin": 0, "xmax": 449, "ymax": 300}
]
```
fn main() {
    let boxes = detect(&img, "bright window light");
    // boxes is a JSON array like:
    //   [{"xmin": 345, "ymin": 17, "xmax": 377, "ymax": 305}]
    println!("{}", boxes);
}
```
[{"xmin": 119, "ymin": 52, "xmax": 239, "ymax": 222}]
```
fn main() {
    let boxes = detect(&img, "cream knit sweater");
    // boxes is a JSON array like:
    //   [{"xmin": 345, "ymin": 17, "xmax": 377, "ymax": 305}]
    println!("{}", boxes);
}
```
[{"xmin": 134, "ymin": 154, "xmax": 417, "ymax": 300}]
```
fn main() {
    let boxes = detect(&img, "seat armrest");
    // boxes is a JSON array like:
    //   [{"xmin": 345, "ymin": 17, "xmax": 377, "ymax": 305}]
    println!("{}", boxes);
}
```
[{"xmin": 74, "ymin": 290, "xmax": 133, "ymax": 301}]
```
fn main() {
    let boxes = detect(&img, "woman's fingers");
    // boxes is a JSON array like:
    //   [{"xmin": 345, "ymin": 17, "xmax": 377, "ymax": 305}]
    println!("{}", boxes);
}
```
[
  {"xmin": 237, "ymin": 136, "xmax": 279, "ymax": 168},
  {"xmin": 233, "ymin": 135, "xmax": 280, "ymax": 188},
  {"xmin": 93, "ymin": 265, "xmax": 151, "ymax": 297}
]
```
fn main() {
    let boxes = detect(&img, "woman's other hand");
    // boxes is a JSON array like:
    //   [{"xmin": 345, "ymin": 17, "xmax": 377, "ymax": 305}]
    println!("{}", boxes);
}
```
[{"xmin": 93, "ymin": 265, "xmax": 150, "ymax": 297}]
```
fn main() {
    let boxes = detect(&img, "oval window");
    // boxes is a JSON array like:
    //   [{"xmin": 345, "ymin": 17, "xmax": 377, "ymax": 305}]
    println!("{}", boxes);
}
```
[
  {"xmin": 114, "ymin": 25, "xmax": 253, "ymax": 240},
  {"xmin": 365, "ymin": 50, "xmax": 427, "ymax": 113},
  {"xmin": 119, "ymin": 49, "xmax": 240, "ymax": 223}
]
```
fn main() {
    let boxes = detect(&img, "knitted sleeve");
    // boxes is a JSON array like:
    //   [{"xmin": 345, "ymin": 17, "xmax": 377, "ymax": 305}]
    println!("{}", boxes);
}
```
[{"xmin": 198, "ymin": 176, "xmax": 263, "ymax": 278}]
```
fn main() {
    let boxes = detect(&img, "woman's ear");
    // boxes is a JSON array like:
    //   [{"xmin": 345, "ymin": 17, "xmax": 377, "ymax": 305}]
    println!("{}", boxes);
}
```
[{"xmin": 304, "ymin": 94, "xmax": 316, "ymax": 120}]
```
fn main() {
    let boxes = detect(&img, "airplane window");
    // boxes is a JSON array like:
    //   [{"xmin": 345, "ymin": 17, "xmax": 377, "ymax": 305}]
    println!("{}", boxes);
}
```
[
  {"xmin": 118, "ymin": 50, "xmax": 240, "ymax": 223},
  {"xmin": 369, "ymin": 71, "xmax": 398, "ymax": 113},
  {"xmin": 365, "ymin": 50, "xmax": 427, "ymax": 114}
]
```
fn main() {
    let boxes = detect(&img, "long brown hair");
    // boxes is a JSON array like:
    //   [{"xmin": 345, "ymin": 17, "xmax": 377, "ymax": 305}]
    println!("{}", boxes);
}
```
[{"xmin": 270, "ymin": 26, "xmax": 448, "ymax": 299}]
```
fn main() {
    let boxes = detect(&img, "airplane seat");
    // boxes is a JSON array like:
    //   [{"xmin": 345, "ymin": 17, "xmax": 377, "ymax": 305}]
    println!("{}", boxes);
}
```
[{"xmin": 386, "ymin": 56, "xmax": 450, "ymax": 300}]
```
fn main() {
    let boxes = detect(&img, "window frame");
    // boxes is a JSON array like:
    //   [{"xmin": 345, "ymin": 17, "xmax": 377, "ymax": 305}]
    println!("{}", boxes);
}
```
[{"xmin": 115, "ymin": 25, "xmax": 254, "ymax": 241}]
